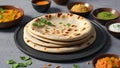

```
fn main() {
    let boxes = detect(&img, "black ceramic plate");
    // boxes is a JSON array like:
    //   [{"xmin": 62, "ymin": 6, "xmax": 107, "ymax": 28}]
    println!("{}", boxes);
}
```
[{"xmin": 14, "ymin": 20, "xmax": 109, "ymax": 62}]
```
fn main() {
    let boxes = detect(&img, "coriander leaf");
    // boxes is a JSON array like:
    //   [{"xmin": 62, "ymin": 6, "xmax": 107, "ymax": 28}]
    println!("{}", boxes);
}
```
[
  {"xmin": 113, "ymin": 64, "xmax": 117, "ymax": 68},
  {"xmin": 117, "ymin": 25, "xmax": 120, "ymax": 28},
  {"xmin": 40, "ymin": 18, "xmax": 46, "ymax": 23},
  {"xmin": 66, "ymin": 23, "xmax": 71, "ymax": 27},
  {"xmin": 26, "ymin": 60, "xmax": 32, "ymax": 65},
  {"xmin": 0, "ymin": 14, "xmax": 3, "ymax": 19},
  {"xmin": 7, "ymin": 59, "xmax": 16, "ymax": 64},
  {"xmin": 109, "ymin": 59, "xmax": 113, "ymax": 63},
  {"xmin": 20, "ymin": 56, "xmax": 30, "ymax": 61},
  {"xmin": 59, "ymin": 22, "xmax": 62, "ymax": 24},
  {"xmin": 46, "ymin": 21, "xmax": 53, "ymax": 26},
  {"xmin": 0, "ymin": 8, "xmax": 5, "ymax": 13},
  {"xmin": 33, "ymin": 18, "xmax": 52, "ymax": 27},
  {"xmin": 11, "ymin": 64, "xmax": 19, "ymax": 68},
  {"xmin": 73, "ymin": 64, "xmax": 79, "ymax": 68},
  {"xmin": 18, "ymin": 63, "xmax": 27, "ymax": 67}
]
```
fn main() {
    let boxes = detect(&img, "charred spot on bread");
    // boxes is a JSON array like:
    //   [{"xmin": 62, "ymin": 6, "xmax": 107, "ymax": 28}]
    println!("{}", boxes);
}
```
[
  {"xmin": 27, "ymin": 40, "xmax": 30, "ymax": 43},
  {"xmin": 81, "ymin": 28, "xmax": 86, "ymax": 31}
]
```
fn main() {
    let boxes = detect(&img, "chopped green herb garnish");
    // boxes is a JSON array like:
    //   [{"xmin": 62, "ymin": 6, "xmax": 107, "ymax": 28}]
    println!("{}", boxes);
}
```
[
  {"xmin": 117, "ymin": 25, "xmax": 120, "ymax": 28},
  {"xmin": 0, "ymin": 14, "xmax": 3, "ymax": 19},
  {"xmin": 0, "ymin": 8, "xmax": 5, "ymax": 19},
  {"xmin": 33, "ymin": 18, "xmax": 53, "ymax": 27},
  {"xmin": 59, "ymin": 22, "xmax": 62, "ymax": 24},
  {"xmin": 7, "ymin": 56, "xmax": 32, "ymax": 68},
  {"xmin": 26, "ymin": 60, "xmax": 32, "ymax": 65},
  {"xmin": 113, "ymin": 64, "xmax": 117, "ymax": 68},
  {"xmin": 11, "ymin": 64, "xmax": 19, "ymax": 68},
  {"xmin": 109, "ymin": 59, "xmax": 113, "ymax": 63},
  {"xmin": 113, "ymin": 24, "xmax": 120, "ymax": 29},
  {"xmin": 45, "ymin": 21, "xmax": 53, "ymax": 26},
  {"xmin": 73, "ymin": 64, "xmax": 79, "ymax": 68},
  {"xmin": 20, "ymin": 56, "xmax": 30, "ymax": 61},
  {"xmin": 18, "ymin": 63, "xmax": 27, "ymax": 67},
  {"xmin": 7, "ymin": 59, "xmax": 16, "ymax": 64},
  {"xmin": 66, "ymin": 23, "xmax": 71, "ymax": 27},
  {"xmin": 0, "ymin": 8, "xmax": 5, "ymax": 13}
]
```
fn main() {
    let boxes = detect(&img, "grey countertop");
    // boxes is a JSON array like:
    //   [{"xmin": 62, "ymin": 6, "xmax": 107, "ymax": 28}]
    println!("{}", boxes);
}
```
[{"xmin": 0, "ymin": 0, "xmax": 120, "ymax": 68}]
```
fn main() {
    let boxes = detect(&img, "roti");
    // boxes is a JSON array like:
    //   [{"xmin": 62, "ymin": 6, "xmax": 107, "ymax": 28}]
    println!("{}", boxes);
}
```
[
  {"xmin": 23, "ymin": 30, "xmax": 96, "ymax": 53},
  {"xmin": 28, "ymin": 13, "xmax": 93, "ymax": 41},
  {"xmin": 24, "ymin": 23, "xmax": 95, "ymax": 47}
]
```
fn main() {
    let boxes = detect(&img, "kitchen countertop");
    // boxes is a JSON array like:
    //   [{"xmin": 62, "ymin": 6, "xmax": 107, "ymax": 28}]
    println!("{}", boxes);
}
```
[{"xmin": 0, "ymin": 0, "xmax": 120, "ymax": 68}]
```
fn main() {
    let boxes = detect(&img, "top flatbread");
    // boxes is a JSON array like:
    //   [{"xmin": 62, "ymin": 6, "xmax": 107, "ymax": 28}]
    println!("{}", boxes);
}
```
[{"xmin": 28, "ymin": 13, "xmax": 93, "ymax": 41}]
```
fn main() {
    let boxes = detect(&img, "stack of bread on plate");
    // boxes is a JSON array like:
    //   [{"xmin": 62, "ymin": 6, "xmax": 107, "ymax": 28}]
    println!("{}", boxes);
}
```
[{"xmin": 23, "ymin": 13, "xmax": 96, "ymax": 53}]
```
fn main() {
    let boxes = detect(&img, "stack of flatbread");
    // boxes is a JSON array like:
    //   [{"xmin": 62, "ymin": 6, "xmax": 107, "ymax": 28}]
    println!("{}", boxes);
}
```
[{"xmin": 23, "ymin": 13, "xmax": 96, "ymax": 53}]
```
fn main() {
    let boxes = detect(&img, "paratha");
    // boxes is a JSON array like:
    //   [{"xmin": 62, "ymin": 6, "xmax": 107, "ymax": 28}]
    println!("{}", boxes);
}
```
[
  {"xmin": 23, "ymin": 30, "xmax": 96, "ymax": 53},
  {"xmin": 24, "ymin": 23, "xmax": 95, "ymax": 47},
  {"xmin": 28, "ymin": 13, "xmax": 93, "ymax": 41}
]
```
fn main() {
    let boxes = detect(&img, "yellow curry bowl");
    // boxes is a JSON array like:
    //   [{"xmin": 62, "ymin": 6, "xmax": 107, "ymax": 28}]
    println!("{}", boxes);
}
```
[
  {"xmin": 0, "ymin": 5, "xmax": 24, "ymax": 28},
  {"xmin": 67, "ymin": 1, "xmax": 93, "ymax": 17}
]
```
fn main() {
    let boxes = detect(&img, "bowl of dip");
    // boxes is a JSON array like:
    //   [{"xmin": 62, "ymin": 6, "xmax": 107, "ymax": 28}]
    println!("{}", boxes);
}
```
[
  {"xmin": 32, "ymin": 0, "xmax": 51, "ymax": 12},
  {"xmin": 92, "ymin": 8, "xmax": 120, "ymax": 25},
  {"xmin": 67, "ymin": 1, "xmax": 93, "ymax": 17},
  {"xmin": 92, "ymin": 54, "xmax": 120, "ymax": 68},
  {"xmin": 105, "ymin": 20, "xmax": 120, "ymax": 38}
]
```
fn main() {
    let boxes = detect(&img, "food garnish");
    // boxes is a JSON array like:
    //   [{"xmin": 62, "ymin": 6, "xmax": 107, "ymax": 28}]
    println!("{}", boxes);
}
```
[
  {"xmin": 86, "ymin": 61, "xmax": 90, "ymax": 64},
  {"xmin": 47, "ymin": 63, "xmax": 52, "ymax": 66},
  {"xmin": 18, "ymin": 63, "xmax": 27, "ymax": 67},
  {"xmin": 97, "ymin": 11, "xmax": 116, "ymax": 20},
  {"xmin": 73, "ymin": 64, "xmax": 79, "ymax": 68},
  {"xmin": 59, "ymin": 22, "xmax": 62, "ymax": 24},
  {"xmin": 0, "ymin": 8, "xmax": 5, "ymax": 19},
  {"xmin": 113, "ymin": 64, "xmax": 117, "ymax": 68},
  {"xmin": 11, "ymin": 64, "xmax": 19, "ymax": 68},
  {"xmin": 26, "ymin": 60, "xmax": 32, "ymax": 65},
  {"xmin": 33, "ymin": 18, "xmax": 53, "ymax": 27},
  {"xmin": 7, "ymin": 59, "xmax": 16, "ymax": 64},
  {"xmin": 71, "ymin": 4, "xmax": 89, "ymax": 13},
  {"xmin": 20, "ymin": 56, "xmax": 30, "ymax": 61},
  {"xmin": 0, "ymin": 8, "xmax": 5, "ymax": 13},
  {"xmin": 7, "ymin": 56, "xmax": 32, "ymax": 68},
  {"xmin": 66, "ymin": 23, "xmax": 71, "ymax": 27},
  {"xmin": 113, "ymin": 24, "xmax": 120, "ymax": 29},
  {"xmin": 55, "ymin": 65, "xmax": 60, "ymax": 68},
  {"xmin": 0, "ymin": 15, "xmax": 3, "ymax": 19}
]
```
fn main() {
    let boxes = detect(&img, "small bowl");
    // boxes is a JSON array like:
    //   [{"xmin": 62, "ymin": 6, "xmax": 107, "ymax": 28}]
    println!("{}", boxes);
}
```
[
  {"xmin": 0, "ymin": 5, "xmax": 24, "ymax": 28},
  {"xmin": 53, "ymin": 0, "xmax": 69, "ymax": 5},
  {"xmin": 92, "ymin": 54, "xmax": 120, "ymax": 68},
  {"xmin": 67, "ymin": 2, "xmax": 93, "ymax": 17},
  {"xmin": 92, "ymin": 8, "xmax": 120, "ymax": 25},
  {"xmin": 32, "ymin": 0, "xmax": 51, "ymax": 12},
  {"xmin": 105, "ymin": 20, "xmax": 120, "ymax": 38}
]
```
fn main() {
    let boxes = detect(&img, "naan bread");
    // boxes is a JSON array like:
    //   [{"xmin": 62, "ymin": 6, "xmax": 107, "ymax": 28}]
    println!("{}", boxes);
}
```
[
  {"xmin": 28, "ymin": 13, "xmax": 93, "ymax": 41},
  {"xmin": 23, "ymin": 30, "xmax": 96, "ymax": 53},
  {"xmin": 24, "ymin": 23, "xmax": 95, "ymax": 47}
]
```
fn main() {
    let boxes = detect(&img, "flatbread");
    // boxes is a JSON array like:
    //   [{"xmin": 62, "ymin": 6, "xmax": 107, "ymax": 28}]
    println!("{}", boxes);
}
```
[
  {"xmin": 23, "ymin": 29, "xmax": 96, "ymax": 53},
  {"xmin": 24, "ymin": 23, "xmax": 95, "ymax": 47},
  {"xmin": 28, "ymin": 13, "xmax": 93, "ymax": 41}
]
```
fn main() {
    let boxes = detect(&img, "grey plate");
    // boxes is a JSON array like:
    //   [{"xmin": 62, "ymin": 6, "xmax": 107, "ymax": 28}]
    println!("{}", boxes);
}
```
[{"xmin": 14, "ymin": 20, "xmax": 109, "ymax": 62}]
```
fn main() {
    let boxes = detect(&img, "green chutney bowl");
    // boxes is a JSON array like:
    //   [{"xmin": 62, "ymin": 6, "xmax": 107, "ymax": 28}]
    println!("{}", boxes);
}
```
[{"xmin": 92, "ymin": 8, "xmax": 120, "ymax": 25}]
